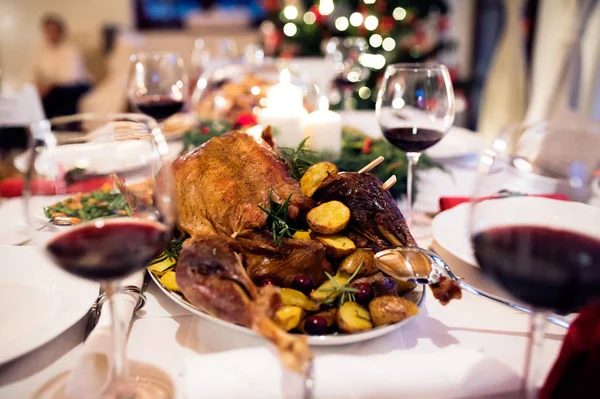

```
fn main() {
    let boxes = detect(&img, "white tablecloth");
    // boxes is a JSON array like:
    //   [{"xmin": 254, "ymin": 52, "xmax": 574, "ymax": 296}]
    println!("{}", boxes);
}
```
[{"xmin": 0, "ymin": 123, "xmax": 567, "ymax": 399}]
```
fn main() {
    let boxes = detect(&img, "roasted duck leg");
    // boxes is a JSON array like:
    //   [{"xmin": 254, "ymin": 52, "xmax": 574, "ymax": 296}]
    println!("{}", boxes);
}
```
[{"xmin": 176, "ymin": 237, "xmax": 313, "ymax": 373}]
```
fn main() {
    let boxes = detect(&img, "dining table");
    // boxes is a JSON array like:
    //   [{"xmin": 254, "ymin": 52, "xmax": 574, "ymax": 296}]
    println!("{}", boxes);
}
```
[{"xmin": 0, "ymin": 112, "xmax": 568, "ymax": 399}]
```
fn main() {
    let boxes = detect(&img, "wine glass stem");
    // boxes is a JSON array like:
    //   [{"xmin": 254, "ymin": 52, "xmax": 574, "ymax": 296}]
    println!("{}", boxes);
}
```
[
  {"xmin": 103, "ymin": 281, "xmax": 135, "ymax": 399},
  {"xmin": 405, "ymin": 152, "xmax": 421, "ymax": 223},
  {"xmin": 343, "ymin": 88, "xmax": 353, "ymax": 110},
  {"xmin": 522, "ymin": 310, "xmax": 548, "ymax": 399}
]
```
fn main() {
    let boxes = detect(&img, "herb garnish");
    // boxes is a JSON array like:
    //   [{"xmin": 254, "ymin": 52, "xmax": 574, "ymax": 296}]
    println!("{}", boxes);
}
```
[
  {"xmin": 258, "ymin": 190, "xmax": 296, "ymax": 246},
  {"xmin": 322, "ymin": 263, "xmax": 363, "ymax": 306},
  {"xmin": 147, "ymin": 236, "xmax": 186, "ymax": 270},
  {"xmin": 277, "ymin": 137, "xmax": 315, "ymax": 180}
]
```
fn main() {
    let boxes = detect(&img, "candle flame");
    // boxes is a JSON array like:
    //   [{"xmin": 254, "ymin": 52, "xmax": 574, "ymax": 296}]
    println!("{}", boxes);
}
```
[
  {"xmin": 279, "ymin": 68, "xmax": 291, "ymax": 84},
  {"xmin": 318, "ymin": 96, "xmax": 329, "ymax": 111}
]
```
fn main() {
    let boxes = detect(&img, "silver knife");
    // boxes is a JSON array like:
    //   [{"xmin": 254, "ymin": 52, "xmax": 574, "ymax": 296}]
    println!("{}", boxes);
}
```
[{"xmin": 83, "ymin": 270, "xmax": 151, "ymax": 340}]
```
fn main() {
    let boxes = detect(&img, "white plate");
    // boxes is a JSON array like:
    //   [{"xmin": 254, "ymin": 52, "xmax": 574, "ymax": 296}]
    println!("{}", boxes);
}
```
[
  {"xmin": 151, "ymin": 273, "xmax": 424, "ymax": 346},
  {"xmin": 432, "ymin": 197, "xmax": 600, "ymax": 269},
  {"xmin": 432, "ymin": 203, "xmax": 477, "ymax": 267},
  {"xmin": 0, "ymin": 246, "xmax": 98, "ymax": 364},
  {"xmin": 14, "ymin": 140, "xmax": 152, "ymax": 176},
  {"xmin": 426, "ymin": 127, "xmax": 484, "ymax": 161}
]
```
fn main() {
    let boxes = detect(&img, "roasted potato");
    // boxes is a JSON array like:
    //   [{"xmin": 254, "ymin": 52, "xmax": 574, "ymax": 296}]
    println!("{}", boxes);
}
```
[
  {"xmin": 310, "ymin": 271, "xmax": 351, "ymax": 302},
  {"xmin": 292, "ymin": 230, "xmax": 312, "ymax": 241},
  {"xmin": 337, "ymin": 301, "xmax": 373, "ymax": 333},
  {"xmin": 315, "ymin": 235, "xmax": 356, "ymax": 258},
  {"xmin": 300, "ymin": 162, "xmax": 339, "ymax": 197},
  {"xmin": 159, "ymin": 270, "xmax": 181, "ymax": 292},
  {"xmin": 339, "ymin": 249, "xmax": 377, "ymax": 276},
  {"xmin": 369, "ymin": 296, "xmax": 418, "ymax": 327},
  {"xmin": 274, "ymin": 305, "xmax": 305, "ymax": 331},
  {"xmin": 299, "ymin": 308, "xmax": 338, "ymax": 332},
  {"xmin": 307, "ymin": 201, "xmax": 351, "ymax": 234},
  {"xmin": 280, "ymin": 288, "xmax": 320, "ymax": 311}
]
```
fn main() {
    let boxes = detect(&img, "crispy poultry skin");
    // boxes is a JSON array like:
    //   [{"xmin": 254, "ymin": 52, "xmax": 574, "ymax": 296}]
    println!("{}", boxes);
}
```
[
  {"xmin": 172, "ymin": 131, "xmax": 314, "ymax": 237},
  {"xmin": 314, "ymin": 172, "xmax": 417, "ymax": 251},
  {"xmin": 177, "ymin": 236, "xmax": 312, "ymax": 373}
]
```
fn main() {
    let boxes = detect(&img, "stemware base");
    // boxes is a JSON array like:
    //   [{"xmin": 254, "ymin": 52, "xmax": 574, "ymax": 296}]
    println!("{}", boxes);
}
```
[{"xmin": 33, "ymin": 361, "xmax": 176, "ymax": 399}]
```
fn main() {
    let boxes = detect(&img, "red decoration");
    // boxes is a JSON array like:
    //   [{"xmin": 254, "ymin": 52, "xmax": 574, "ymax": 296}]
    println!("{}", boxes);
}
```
[
  {"xmin": 308, "ymin": 5, "xmax": 325, "ymax": 25},
  {"xmin": 375, "ymin": 0, "xmax": 387, "ymax": 12},
  {"xmin": 201, "ymin": 126, "xmax": 210, "ymax": 134},
  {"xmin": 380, "ymin": 16, "xmax": 395, "ymax": 34},
  {"xmin": 235, "ymin": 113, "xmax": 258, "ymax": 128},
  {"xmin": 362, "ymin": 138, "xmax": 373, "ymax": 154},
  {"xmin": 437, "ymin": 15, "xmax": 450, "ymax": 32}
]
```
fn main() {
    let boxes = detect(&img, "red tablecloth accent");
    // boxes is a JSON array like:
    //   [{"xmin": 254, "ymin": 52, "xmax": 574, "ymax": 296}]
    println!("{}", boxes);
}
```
[
  {"xmin": 0, "ymin": 177, "xmax": 111, "ymax": 198},
  {"xmin": 439, "ymin": 194, "xmax": 571, "ymax": 212},
  {"xmin": 540, "ymin": 300, "xmax": 600, "ymax": 399}
]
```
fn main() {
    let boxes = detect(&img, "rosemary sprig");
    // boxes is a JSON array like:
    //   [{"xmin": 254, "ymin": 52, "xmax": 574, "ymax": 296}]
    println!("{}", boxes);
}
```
[
  {"xmin": 322, "ymin": 263, "xmax": 363, "ymax": 306},
  {"xmin": 148, "ymin": 236, "xmax": 186, "ymax": 270},
  {"xmin": 277, "ymin": 137, "xmax": 316, "ymax": 180},
  {"xmin": 258, "ymin": 190, "xmax": 296, "ymax": 246}
]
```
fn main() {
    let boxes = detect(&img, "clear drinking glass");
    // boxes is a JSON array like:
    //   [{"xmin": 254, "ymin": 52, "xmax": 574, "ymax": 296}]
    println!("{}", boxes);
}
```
[
  {"xmin": 128, "ymin": 51, "xmax": 188, "ymax": 122},
  {"xmin": 376, "ymin": 63, "xmax": 455, "ymax": 237},
  {"xmin": 469, "ymin": 121, "xmax": 600, "ymax": 398},
  {"xmin": 324, "ymin": 37, "xmax": 370, "ymax": 110},
  {"xmin": 25, "ymin": 113, "xmax": 176, "ymax": 397}
]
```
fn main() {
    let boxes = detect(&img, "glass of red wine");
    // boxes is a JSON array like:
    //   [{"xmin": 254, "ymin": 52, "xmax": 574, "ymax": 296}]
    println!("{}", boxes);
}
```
[
  {"xmin": 469, "ymin": 121, "xmax": 600, "ymax": 398},
  {"xmin": 376, "ymin": 63, "xmax": 455, "ymax": 236},
  {"xmin": 25, "ymin": 113, "xmax": 176, "ymax": 397},
  {"xmin": 324, "ymin": 37, "xmax": 370, "ymax": 110},
  {"xmin": 128, "ymin": 51, "xmax": 188, "ymax": 122}
]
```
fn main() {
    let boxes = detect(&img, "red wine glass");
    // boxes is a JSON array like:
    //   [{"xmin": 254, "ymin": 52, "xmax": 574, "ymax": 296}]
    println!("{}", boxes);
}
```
[
  {"xmin": 25, "ymin": 113, "xmax": 176, "ymax": 397},
  {"xmin": 324, "ymin": 37, "xmax": 370, "ymax": 110},
  {"xmin": 375, "ymin": 63, "xmax": 455, "ymax": 237},
  {"xmin": 469, "ymin": 121, "xmax": 600, "ymax": 398},
  {"xmin": 128, "ymin": 51, "xmax": 188, "ymax": 122}
]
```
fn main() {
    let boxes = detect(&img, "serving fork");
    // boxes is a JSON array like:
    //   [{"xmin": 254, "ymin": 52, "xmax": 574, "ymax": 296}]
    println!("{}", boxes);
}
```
[{"xmin": 374, "ymin": 247, "xmax": 571, "ymax": 329}]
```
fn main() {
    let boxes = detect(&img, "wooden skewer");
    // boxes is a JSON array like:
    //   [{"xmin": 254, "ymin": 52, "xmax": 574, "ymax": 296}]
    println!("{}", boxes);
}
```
[
  {"xmin": 358, "ymin": 156, "xmax": 384, "ymax": 174},
  {"xmin": 382, "ymin": 175, "xmax": 397, "ymax": 191}
]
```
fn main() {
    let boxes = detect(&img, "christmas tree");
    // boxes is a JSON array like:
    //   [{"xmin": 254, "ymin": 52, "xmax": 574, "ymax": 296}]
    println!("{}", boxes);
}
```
[{"xmin": 261, "ymin": 0, "xmax": 453, "ymax": 109}]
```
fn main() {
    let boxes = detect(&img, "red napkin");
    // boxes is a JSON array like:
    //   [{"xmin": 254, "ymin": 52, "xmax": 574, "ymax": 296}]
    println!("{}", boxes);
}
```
[
  {"xmin": 439, "ymin": 194, "xmax": 571, "ymax": 212},
  {"xmin": 540, "ymin": 300, "xmax": 600, "ymax": 398},
  {"xmin": 0, "ymin": 177, "xmax": 112, "ymax": 198}
]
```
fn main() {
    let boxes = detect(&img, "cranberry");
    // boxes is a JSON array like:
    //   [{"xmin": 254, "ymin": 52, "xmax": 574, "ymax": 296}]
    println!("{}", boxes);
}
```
[
  {"xmin": 304, "ymin": 315, "xmax": 328, "ymax": 335},
  {"xmin": 292, "ymin": 275, "xmax": 313, "ymax": 295},
  {"xmin": 355, "ymin": 283, "xmax": 374, "ymax": 305},
  {"xmin": 257, "ymin": 277, "xmax": 276, "ymax": 287}
]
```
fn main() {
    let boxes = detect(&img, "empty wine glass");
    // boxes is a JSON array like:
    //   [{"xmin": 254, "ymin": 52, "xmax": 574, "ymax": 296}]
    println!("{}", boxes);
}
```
[
  {"xmin": 25, "ymin": 113, "xmax": 176, "ymax": 397},
  {"xmin": 470, "ymin": 121, "xmax": 600, "ymax": 398},
  {"xmin": 324, "ymin": 37, "xmax": 370, "ymax": 110},
  {"xmin": 376, "ymin": 63, "xmax": 455, "ymax": 237},
  {"xmin": 128, "ymin": 51, "xmax": 188, "ymax": 122}
]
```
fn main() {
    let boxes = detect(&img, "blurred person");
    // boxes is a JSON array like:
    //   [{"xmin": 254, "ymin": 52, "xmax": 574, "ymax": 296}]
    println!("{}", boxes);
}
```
[{"xmin": 30, "ymin": 14, "xmax": 92, "ymax": 118}]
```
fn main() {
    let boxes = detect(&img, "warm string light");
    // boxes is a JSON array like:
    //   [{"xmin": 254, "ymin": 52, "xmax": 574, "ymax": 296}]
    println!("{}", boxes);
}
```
[
  {"xmin": 283, "ymin": 5, "xmax": 298, "ymax": 20},
  {"xmin": 393, "ymin": 7, "xmax": 407, "ymax": 21},
  {"xmin": 369, "ymin": 34, "xmax": 382, "ymax": 48},
  {"xmin": 364, "ymin": 15, "xmax": 378, "ymax": 31},
  {"xmin": 283, "ymin": 22, "xmax": 297, "ymax": 36},
  {"xmin": 319, "ymin": 0, "xmax": 334, "ymax": 16},
  {"xmin": 349, "ymin": 12, "xmax": 363, "ymax": 27},
  {"xmin": 303, "ymin": 11, "xmax": 316, "ymax": 24},
  {"xmin": 335, "ymin": 16, "xmax": 349, "ymax": 31}
]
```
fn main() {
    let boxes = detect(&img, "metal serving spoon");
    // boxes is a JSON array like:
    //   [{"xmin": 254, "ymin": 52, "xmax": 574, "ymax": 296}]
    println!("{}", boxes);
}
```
[
  {"xmin": 374, "ymin": 247, "xmax": 571, "ymax": 329},
  {"xmin": 36, "ymin": 216, "xmax": 73, "ymax": 230}
]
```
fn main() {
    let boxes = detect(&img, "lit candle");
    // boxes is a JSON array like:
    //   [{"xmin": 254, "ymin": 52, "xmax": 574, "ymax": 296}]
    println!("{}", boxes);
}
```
[
  {"xmin": 258, "ymin": 69, "xmax": 307, "ymax": 148},
  {"xmin": 303, "ymin": 96, "xmax": 342, "ymax": 157}
]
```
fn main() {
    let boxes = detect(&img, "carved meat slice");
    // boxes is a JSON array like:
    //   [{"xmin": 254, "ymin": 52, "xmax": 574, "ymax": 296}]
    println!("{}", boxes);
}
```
[
  {"xmin": 176, "ymin": 236, "xmax": 312, "ymax": 373},
  {"xmin": 172, "ymin": 131, "xmax": 314, "ymax": 237},
  {"xmin": 314, "ymin": 172, "xmax": 417, "ymax": 250}
]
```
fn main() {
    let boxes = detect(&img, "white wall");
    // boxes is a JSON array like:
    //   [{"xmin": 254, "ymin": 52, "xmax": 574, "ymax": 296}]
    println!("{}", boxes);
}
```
[{"xmin": 0, "ymin": 0, "xmax": 133, "ymax": 86}]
